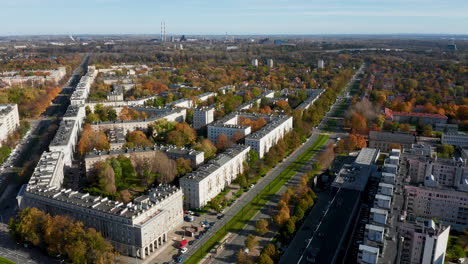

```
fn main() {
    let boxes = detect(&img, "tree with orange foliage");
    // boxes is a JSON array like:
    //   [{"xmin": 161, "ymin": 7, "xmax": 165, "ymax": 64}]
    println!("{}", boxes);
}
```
[
  {"xmin": 232, "ymin": 131, "xmax": 244, "ymax": 142},
  {"xmin": 400, "ymin": 123, "xmax": 411, "ymax": 132},
  {"xmin": 216, "ymin": 133, "xmax": 232, "ymax": 150},
  {"xmin": 275, "ymin": 100, "xmax": 290, "ymax": 111},
  {"xmin": 350, "ymin": 113, "xmax": 368, "ymax": 134},
  {"xmin": 77, "ymin": 124, "xmax": 110, "ymax": 155},
  {"xmin": 253, "ymin": 118, "xmax": 267, "ymax": 132},
  {"xmin": 274, "ymin": 202, "xmax": 291, "ymax": 225},
  {"xmin": 125, "ymin": 131, "xmax": 153, "ymax": 148},
  {"xmin": 167, "ymin": 122, "xmax": 197, "ymax": 147},
  {"xmin": 259, "ymin": 105, "xmax": 273, "ymax": 115}
]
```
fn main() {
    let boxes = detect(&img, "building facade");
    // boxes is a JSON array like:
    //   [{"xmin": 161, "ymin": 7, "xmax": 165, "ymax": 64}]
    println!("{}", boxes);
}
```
[
  {"xmin": 441, "ymin": 133, "xmax": 468, "ymax": 147},
  {"xmin": 398, "ymin": 220, "xmax": 450, "ymax": 264},
  {"xmin": 85, "ymin": 146, "xmax": 204, "ymax": 172},
  {"xmin": 404, "ymin": 185, "xmax": 468, "ymax": 230},
  {"xmin": 368, "ymin": 131, "xmax": 416, "ymax": 152},
  {"xmin": 193, "ymin": 107, "xmax": 215, "ymax": 129},
  {"xmin": 19, "ymin": 185, "xmax": 183, "ymax": 260},
  {"xmin": 0, "ymin": 104, "xmax": 20, "ymax": 146},
  {"xmin": 180, "ymin": 145, "xmax": 250, "ymax": 209}
]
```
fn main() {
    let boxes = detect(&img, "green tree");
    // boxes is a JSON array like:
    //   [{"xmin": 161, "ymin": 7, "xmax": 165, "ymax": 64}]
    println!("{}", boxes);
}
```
[
  {"xmin": 245, "ymin": 234, "xmax": 258, "ymax": 251},
  {"xmin": 256, "ymin": 219, "xmax": 269, "ymax": 235},
  {"xmin": 258, "ymin": 253, "xmax": 274, "ymax": 264}
]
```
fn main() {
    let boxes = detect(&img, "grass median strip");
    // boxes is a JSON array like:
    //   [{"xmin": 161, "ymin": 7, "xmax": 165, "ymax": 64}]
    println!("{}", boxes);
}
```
[
  {"xmin": 185, "ymin": 134, "xmax": 330, "ymax": 263},
  {"xmin": 0, "ymin": 257, "xmax": 16, "ymax": 264}
]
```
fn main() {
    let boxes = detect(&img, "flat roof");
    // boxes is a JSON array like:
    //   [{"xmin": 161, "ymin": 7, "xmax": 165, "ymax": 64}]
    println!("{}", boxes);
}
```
[
  {"xmin": 354, "ymin": 148, "xmax": 379, "ymax": 166},
  {"xmin": 366, "ymin": 224, "xmax": 385, "ymax": 232},
  {"xmin": 359, "ymin": 244, "xmax": 379, "ymax": 254},
  {"xmin": 370, "ymin": 208, "xmax": 388, "ymax": 215},
  {"xmin": 332, "ymin": 164, "xmax": 373, "ymax": 191},
  {"xmin": 378, "ymin": 182, "xmax": 394, "ymax": 189},
  {"xmin": 375, "ymin": 194, "xmax": 391, "ymax": 201}
]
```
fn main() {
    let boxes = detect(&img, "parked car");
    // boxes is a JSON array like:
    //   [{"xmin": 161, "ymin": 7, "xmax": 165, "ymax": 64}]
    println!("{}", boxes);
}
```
[
  {"xmin": 184, "ymin": 215, "xmax": 194, "ymax": 222},
  {"xmin": 180, "ymin": 247, "xmax": 188, "ymax": 254},
  {"xmin": 176, "ymin": 256, "xmax": 185, "ymax": 263},
  {"xmin": 217, "ymin": 214, "xmax": 225, "ymax": 220}
]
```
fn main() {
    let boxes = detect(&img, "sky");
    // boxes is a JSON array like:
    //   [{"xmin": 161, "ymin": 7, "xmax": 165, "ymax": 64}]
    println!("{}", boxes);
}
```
[{"xmin": 1, "ymin": 0, "xmax": 467, "ymax": 36}]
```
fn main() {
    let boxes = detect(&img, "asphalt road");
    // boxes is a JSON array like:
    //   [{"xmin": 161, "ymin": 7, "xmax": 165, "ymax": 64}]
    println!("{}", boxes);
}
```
[
  {"xmin": 183, "ymin": 132, "xmax": 320, "ymax": 262},
  {"xmin": 208, "ymin": 63, "xmax": 366, "ymax": 264},
  {"xmin": 279, "ymin": 63, "xmax": 366, "ymax": 264}
]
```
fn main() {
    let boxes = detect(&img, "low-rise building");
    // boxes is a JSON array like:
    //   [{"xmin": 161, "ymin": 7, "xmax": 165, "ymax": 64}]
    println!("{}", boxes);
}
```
[
  {"xmin": 434, "ymin": 123, "xmax": 458, "ymax": 133},
  {"xmin": 368, "ymin": 131, "xmax": 416, "ymax": 152},
  {"xmin": 0, "ymin": 104, "xmax": 20, "ymax": 146},
  {"xmin": 85, "ymin": 145, "xmax": 204, "ymax": 172},
  {"xmin": 374, "ymin": 194, "xmax": 392, "ymax": 209},
  {"xmin": 384, "ymin": 108, "xmax": 448, "ymax": 125},
  {"xmin": 91, "ymin": 108, "xmax": 186, "ymax": 133},
  {"xmin": 441, "ymin": 132, "xmax": 468, "ymax": 147},
  {"xmin": 370, "ymin": 208, "xmax": 388, "ymax": 225},
  {"xmin": 179, "ymin": 144, "xmax": 250, "ymax": 209},
  {"xmin": 365, "ymin": 224, "xmax": 385, "ymax": 243},
  {"xmin": 107, "ymin": 127, "xmax": 126, "ymax": 150},
  {"xmin": 357, "ymin": 244, "xmax": 379, "ymax": 264},
  {"xmin": 0, "ymin": 67, "xmax": 67, "ymax": 87}
]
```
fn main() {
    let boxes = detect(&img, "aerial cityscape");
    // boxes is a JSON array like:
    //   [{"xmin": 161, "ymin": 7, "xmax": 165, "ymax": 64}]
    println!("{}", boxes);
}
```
[{"xmin": 0, "ymin": 1, "xmax": 467, "ymax": 264}]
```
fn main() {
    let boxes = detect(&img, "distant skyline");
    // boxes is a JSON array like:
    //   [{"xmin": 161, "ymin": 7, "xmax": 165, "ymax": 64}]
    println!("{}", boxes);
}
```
[{"xmin": 1, "ymin": 0, "xmax": 467, "ymax": 36}]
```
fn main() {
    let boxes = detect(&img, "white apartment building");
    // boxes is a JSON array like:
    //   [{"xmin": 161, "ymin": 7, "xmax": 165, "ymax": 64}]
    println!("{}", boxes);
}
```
[
  {"xmin": 62, "ymin": 105, "xmax": 86, "ymax": 128},
  {"xmin": 19, "ymin": 184, "xmax": 183, "ymax": 260},
  {"xmin": 49, "ymin": 119, "xmax": 80, "ymax": 167},
  {"xmin": 0, "ymin": 104, "xmax": 20, "ymax": 146},
  {"xmin": 196, "ymin": 92, "xmax": 216, "ymax": 102},
  {"xmin": 180, "ymin": 144, "xmax": 250, "ymax": 209},
  {"xmin": 166, "ymin": 98, "xmax": 193, "ymax": 108},
  {"xmin": 267, "ymin": 59, "xmax": 274, "ymax": 68},
  {"xmin": 208, "ymin": 113, "xmax": 293, "ymax": 158},
  {"xmin": 70, "ymin": 66, "xmax": 97, "ymax": 105},
  {"xmin": 91, "ymin": 108, "xmax": 186, "ymax": 133},
  {"xmin": 27, "ymin": 151, "xmax": 64, "ymax": 188},
  {"xmin": 405, "ymin": 185, "xmax": 468, "ymax": 230},
  {"xmin": 251, "ymin": 59, "xmax": 258, "ymax": 67},
  {"xmin": 193, "ymin": 107, "xmax": 215, "ymax": 129},
  {"xmin": 244, "ymin": 115, "xmax": 293, "ymax": 158},
  {"xmin": 318, "ymin": 59, "xmax": 325, "ymax": 69},
  {"xmin": 398, "ymin": 219, "xmax": 450, "ymax": 264},
  {"xmin": 0, "ymin": 67, "xmax": 67, "ymax": 87}
]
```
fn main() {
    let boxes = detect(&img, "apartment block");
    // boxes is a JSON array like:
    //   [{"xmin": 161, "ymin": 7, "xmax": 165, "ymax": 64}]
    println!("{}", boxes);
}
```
[
  {"xmin": 180, "ymin": 145, "xmax": 250, "ymax": 209},
  {"xmin": 398, "ymin": 219, "xmax": 450, "ymax": 264},
  {"xmin": 0, "ymin": 104, "xmax": 20, "ymax": 145},
  {"xmin": 405, "ymin": 185, "xmax": 468, "ymax": 230}
]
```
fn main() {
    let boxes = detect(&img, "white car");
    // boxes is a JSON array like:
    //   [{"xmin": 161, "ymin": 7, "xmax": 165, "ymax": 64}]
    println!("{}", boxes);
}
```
[{"xmin": 180, "ymin": 247, "xmax": 188, "ymax": 254}]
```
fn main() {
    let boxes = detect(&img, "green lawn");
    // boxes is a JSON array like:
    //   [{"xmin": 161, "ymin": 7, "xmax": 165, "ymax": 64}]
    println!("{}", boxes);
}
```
[
  {"xmin": 0, "ymin": 257, "xmax": 15, "ymax": 264},
  {"xmin": 185, "ymin": 135, "xmax": 330, "ymax": 263}
]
